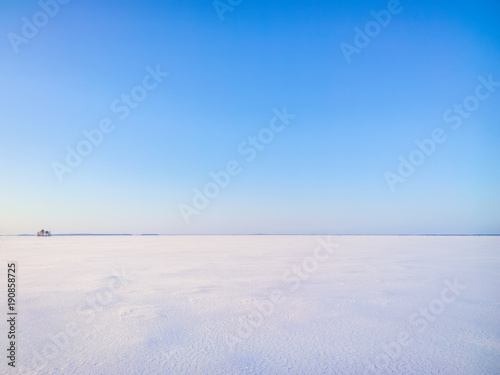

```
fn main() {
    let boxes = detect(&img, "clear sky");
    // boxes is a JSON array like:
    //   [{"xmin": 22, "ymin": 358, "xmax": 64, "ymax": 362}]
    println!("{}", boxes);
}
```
[{"xmin": 1, "ymin": 0, "xmax": 499, "ymax": 235}]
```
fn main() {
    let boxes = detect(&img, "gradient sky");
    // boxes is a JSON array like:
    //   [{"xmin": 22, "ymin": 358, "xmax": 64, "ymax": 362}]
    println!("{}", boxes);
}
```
[{"xmin": 1, "ymin": 0, "xmax": 499, "ymax": 234}]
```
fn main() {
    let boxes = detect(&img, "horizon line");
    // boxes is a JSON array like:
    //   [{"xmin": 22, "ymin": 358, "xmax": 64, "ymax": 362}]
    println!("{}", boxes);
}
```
[{"xmin": 1, "ymin": 233, "xmax": 499, "ymax": 237}]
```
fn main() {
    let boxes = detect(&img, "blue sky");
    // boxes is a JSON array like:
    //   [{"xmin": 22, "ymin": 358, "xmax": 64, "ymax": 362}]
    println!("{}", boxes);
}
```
[{"xmin": 1, "ymin": 0, "xmax": 499, "ymax": 234}]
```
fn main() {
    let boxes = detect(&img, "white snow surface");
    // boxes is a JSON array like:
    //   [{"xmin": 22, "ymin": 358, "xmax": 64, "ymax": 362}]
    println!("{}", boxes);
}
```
[{"xmin": 1, "ymin": 235, "xmax": 499, "ymax": 375}]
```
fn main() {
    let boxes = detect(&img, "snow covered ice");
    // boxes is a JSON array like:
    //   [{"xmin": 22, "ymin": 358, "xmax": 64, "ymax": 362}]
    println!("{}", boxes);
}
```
[{"xmin": 2, "ymin": 235, "xmax": 499, "ymax": 374}]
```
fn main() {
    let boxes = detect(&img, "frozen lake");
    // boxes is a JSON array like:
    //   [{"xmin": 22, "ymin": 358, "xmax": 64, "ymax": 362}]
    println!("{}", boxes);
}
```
[{"xmin": 1, "ymin": 235, "xmax": 499, "ymax": 374}]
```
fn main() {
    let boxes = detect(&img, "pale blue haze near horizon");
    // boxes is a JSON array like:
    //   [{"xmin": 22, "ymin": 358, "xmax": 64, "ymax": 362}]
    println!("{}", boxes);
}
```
[{"xmin": 1, "ymin": 0, "xmax": 499, "ymax": 235}]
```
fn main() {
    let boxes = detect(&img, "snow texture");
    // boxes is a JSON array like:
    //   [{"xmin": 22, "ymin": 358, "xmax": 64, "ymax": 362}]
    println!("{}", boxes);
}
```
[{"xmin": 1, "ymin": 235, "xmax": 499, "ymax": 374}]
